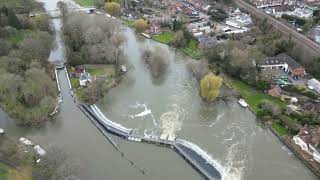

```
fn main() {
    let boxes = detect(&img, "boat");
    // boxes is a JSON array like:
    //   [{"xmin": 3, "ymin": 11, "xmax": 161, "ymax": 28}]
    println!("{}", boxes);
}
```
[
  {"xmin": 0, "ymin": 128, "xmax": 4, "ymax": 134},
  {"xmin": 121, "ymin": 65, "xmax": 127, "ymax": 72},
  {"xmin": 18, "ymin": 137, "xmax": 34, "ymax": 146},
  {"xmin": 238, "ymin": 98, "xmax": 248, "ymax": 108},
  {"xmin": 141, "ymin": 33, "xmax": 151, "ymax": 39}
]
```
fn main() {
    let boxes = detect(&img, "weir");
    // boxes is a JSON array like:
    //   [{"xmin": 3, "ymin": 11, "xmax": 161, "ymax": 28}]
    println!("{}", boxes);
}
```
[{"xmin": 81, "ymin": 104, "xmax": 222, "ymax": 180}]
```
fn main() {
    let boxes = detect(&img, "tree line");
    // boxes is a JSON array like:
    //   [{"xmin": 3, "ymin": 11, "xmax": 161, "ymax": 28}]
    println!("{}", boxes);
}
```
[{"xmin": 0, "ymin": 0, "xmax": 57, "ymax": 126}]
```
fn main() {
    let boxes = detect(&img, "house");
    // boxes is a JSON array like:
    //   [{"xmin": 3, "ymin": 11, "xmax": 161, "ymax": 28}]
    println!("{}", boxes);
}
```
[
  {"xmin": 293, "ymin": 125, "xmax": 320, "ymax": 162},
  {"xmin": 268, "ymin": 85, "xmax": 282, "ymax": 97},
  {"xmin": 148, "ymin": 21, "xmax": 162, "ymax": 35},
  {"xmin": 307, "ymin": 78, "xmax": 320, "ymax": 94},
  {"xmin": 198, "ymin": 36, "xmax": 217, "ymax": 49},
  {"xmin": 79, "ymin": 70, "xmax": 92, "ymax": 86},
  {"xmin": 259, "ymin": 53, "xmax": 306, "ymax": 78}
]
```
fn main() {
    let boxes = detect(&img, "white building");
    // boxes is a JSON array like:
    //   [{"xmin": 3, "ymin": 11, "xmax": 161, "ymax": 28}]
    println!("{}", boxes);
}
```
[
  {"xmin": 79, "ymin": 71, "xmax": 92, "ymax": 86},
  {"xmin": 293, "ymin": 135, "xmax": 320, "ymax": 162},
  {"xmin": 307, "ymin": 78, "xmax": 320, "ymax": 94}
]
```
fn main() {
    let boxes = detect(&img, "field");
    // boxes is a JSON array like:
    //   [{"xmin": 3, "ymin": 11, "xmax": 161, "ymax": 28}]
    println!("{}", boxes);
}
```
[
  {"xmin": 0, "ymin": 163, "xmax": 9, "ymax": 180},
  {"xmin": 0, "ymin": 163, "xmax": 31, "ymax": 180},
  {"xmin": 230, "ymin": 80, "xmax": 286, "ymax": 113},
  {"xmin": 152, "ymin": 31, "xmax": 175, "ymax": 44},
  {"xmin": 75, "ymin": 0, "xmax": 94, "ymax": 7},
  {"xmin": 180, "ymin": 39, "xmax": 203, "ymax": 60}
]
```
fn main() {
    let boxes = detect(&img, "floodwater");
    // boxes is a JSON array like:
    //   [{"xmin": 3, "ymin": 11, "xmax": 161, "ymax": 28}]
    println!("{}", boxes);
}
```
[{"xmin": 0, "ymin": 0, "xmax": 318, "ymax": 179}]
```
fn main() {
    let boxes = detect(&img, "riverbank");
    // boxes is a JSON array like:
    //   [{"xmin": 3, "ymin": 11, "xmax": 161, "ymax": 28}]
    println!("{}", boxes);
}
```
[{"xmin": 132, "ymin": 21, "xmax": 320, "ymax": 177}]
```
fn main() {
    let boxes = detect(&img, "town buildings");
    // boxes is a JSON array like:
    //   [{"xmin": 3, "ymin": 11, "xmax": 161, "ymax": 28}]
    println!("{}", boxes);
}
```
[
  {"xmin": 259, "ymin": 53, "xmax": 306, "ymax": 78},
  {"xmin": 307, "ymin": 78, "xmax": 320, "ymax": 94},
  {"xmin": 293, "ymin": 125, "xmax": 320, "ymax": 162}
]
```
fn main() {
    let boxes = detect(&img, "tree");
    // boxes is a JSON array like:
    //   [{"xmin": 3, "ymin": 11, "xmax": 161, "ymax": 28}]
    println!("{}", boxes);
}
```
[
  {"xmin": 35, "ymin": 146, "xmax": 86, "ymax": 180},
  {"xmin": 81, "ymin": 79, "xmax": 108, "ymax": 104},
  {"xmin": 172, "ymin": 30, "xmax": 187, "ymax": 48},
  {"xmin": 142, "ymin": 46, "xmax": 169, "ymax": 78},
  {"xmin": 105, "ymin": 2, "xmax": 120, "ymax": 16},
  {"xmin": 134, "ymin": 19, "xmax": 148, "ymax": 33},
  {"xmin": 208, "ymin": 7, "xmax": 228, "ymax": 22},
  {"xmin": 258, "ymin": 18, "xmax": 271, "ymax": 34},
  {"xmin": 7, "ymin": 9, "xmax": 21, "ymax": 29},
  {"xmin": 200, "ymin": 74, "xmax": 223, "ymax": 102},
  {"xmin": 57, "ymin": 1, "xmax": 68, "ymax": 17},
  {"xmin": 186, "ymin": 61, "xmax": 209, "ymax": 81}
]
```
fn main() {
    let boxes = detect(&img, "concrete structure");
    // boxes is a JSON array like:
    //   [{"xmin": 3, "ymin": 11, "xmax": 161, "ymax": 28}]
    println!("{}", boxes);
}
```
[
  {"xmin": 81, "ymin": 104, "xmax": 223, "ymax": 180},
  {"xmin": 307, "ymin": 78, "xmax": 320, "ymax": 94}
]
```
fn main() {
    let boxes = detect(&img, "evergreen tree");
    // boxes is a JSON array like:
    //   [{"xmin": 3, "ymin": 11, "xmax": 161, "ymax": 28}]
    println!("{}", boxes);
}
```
[{"xmin": 7, "ymin": 9, "xmax": 21, "ymax": 29}]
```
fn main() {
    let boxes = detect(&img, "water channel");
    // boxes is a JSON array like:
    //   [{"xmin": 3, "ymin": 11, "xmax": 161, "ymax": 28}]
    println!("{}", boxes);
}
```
[{"xmin": 0, "ymin": 0, "xmax": 318, "ymax": 179}]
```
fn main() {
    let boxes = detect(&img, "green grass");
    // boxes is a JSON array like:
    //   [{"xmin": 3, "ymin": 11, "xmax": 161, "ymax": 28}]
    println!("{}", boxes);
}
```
[
  {"xmin": 180, "ymin": 39, "xmax": 203, "ymax": 60},
  {"xmin": 272, "ymin": 122, "xmax": 289, "ymax": 136},
  {"xmin": 152, "ymin": 31, "xmax": 175, "ymax": 44},
  {"xmin": 85, "ymin": 65, "xmax": 115, "ymax": 77},
  {"xmin": 123, "ymin": 20, "xmax": 135, "ymax": 27},
  {"xmin": 0, "ymin": 163, "xmax": 10, "ymax": 180},
  {"xmin": 230, "ymin": 80, "xmax": 286, "ymax": 113},
  {"xmin": 75, "ymin": 0, "xmax": 94, "ymax": 6}
]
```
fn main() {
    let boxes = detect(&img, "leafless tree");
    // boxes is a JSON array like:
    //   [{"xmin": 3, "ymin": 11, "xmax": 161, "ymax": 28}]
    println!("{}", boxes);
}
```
[
  {"xmin": 186, "ymin": 61, "xmax": 209, "ymax": 81},
  {"xmin": 141, "ymin": 46, "xmax": 169, "ymax": 78}
]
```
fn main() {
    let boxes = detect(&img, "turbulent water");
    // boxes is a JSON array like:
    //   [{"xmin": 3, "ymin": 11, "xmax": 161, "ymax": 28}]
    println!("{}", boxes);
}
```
[{"xmin": 0, "ymin": 0, "xmax": 318, "ymax": 179}]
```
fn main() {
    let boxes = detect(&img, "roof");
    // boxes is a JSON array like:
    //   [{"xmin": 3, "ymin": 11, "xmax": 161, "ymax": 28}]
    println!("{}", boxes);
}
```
[{"xmin": 261, "ymin": 53, "xmax": 303, "ymax": 69}]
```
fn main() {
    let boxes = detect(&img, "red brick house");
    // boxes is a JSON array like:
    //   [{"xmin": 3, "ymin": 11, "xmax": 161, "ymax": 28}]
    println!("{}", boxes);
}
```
[{"xmin": 268, "ymin": 85, "xmax": 282, "ymax": 97}]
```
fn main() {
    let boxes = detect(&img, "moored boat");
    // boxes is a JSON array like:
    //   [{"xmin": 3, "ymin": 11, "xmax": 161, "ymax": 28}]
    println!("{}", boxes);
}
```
[{"xmin": 238, "ymin": 98, "xmax": 248, "ymax": 108}]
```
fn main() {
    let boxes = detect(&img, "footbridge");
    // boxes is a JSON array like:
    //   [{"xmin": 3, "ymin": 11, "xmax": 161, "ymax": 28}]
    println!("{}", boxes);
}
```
[{"xmin": 81, "ymin": 103, "xmax": 223, "ymax": 180}]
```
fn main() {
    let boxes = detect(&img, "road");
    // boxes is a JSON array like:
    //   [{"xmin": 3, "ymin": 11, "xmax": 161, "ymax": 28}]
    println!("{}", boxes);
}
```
[{"xmin": 235, "ymin": 0, "xmax": 320, "ymax": 57}]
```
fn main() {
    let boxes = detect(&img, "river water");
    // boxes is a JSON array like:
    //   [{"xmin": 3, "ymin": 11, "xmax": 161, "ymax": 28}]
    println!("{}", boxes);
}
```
[{"xmin": 0, "ymin": 0, "xmax": 318, "ymax": 179}]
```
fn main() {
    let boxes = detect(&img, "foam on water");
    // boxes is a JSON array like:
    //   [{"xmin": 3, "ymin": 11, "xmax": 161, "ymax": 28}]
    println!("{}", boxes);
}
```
[{"xmin": 128, "ymin": 102, "xmax": 157, "ymax": 126}]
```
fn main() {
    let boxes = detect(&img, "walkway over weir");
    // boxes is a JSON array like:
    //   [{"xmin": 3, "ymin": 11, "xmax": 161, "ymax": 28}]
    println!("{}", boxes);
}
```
[{"xmin": 81, "ymin": 103, "xmax": 223, "ymax": 180}]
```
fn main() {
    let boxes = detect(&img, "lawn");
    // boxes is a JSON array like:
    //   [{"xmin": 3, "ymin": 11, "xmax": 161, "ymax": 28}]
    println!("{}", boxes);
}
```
[
  {"xmin": 0, "ymin": 163, "xmax": 10, "ymax": 180},
  {"xmin": 230, "ymin": 80, "xmax": 286, "ymax": 113},
  {"xmin": 180, "ymin": 39, "xmax": 203, "ymax": 60},
  {"xmin": 152, "ymin": 31, "xmax": 175, "ymax": 44},
  {"xmin": 85, "ymin": 64, "xmax": 115, "ymax": 77},
  {"xmin": 68, "ymin": 64, "xmax": 116, "ymax": 100},
  {"xmin": 272, "ymin": 122, "xmax": 289, "ymax": 136},
  {"xmin": 123, "ymin": 20, "xmax": 135, "ymax": 27},
  {"xmin": 75, "ymin": 0, "xmax": 94, "ymax": 6}
]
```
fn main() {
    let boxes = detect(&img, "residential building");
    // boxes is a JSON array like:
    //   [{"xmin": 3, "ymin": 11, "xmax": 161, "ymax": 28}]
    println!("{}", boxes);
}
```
[
  {"xmin": 79, "ymin": 70, "xmax": 92, "ymax": 86},
  {"xmin": 293, "ymin": 125, "xmax": 320, "ymax": 162},
  {"xmin": 148, "ymin": 21, "xmax": 162, "ymax": 35},
  {"xmin": 268, "ymin": 85, "xmax": 282, "ymax": 97},
  {"xmin": 251, "ymin": 0, "xmax": 291, "ymax": 9},
  {"xmin": 307, "ymin": 78, "xmax": 320, "ymax": 94},
  {"xmin": 259, "ymin": 53, "xmax": 306, "ymax": 78},
  {"xmin": 198, "ymin": 36, "xmax": 217, "ymax": 49}
]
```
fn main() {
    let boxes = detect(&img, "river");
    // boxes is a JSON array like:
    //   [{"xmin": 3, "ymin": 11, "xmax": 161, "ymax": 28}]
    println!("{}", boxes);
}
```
[{"xmin": 0, "ymin": 0, "xmax": 318, "ymax": 179}]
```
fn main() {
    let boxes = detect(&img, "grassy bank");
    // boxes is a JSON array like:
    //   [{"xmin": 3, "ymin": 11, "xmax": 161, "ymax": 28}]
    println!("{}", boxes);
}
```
[
  {"xmin": 272, "ymin": 122, "xmax": 289, "ymax": 136},
  {"xmin": 229, "ymin": 79, "xmax": 286, "ymax": 113},
  {"xmin": 180, "ymin": 39, "xmax": 203, "ymax": 60},
  {"xmin": 0, "ymin": 163, "xmax": 10, "ymax": 180},
  {"xmin": 75, "ymin": 0, "xmax": 94, "ymax": 6},
  {"xmin": 152, "ymin": 31, "xmax": 175, "ymax": 44}
]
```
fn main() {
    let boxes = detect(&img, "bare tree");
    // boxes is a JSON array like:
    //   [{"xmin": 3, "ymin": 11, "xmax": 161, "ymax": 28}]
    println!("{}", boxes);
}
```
[
  {"xmin": 35, "ymin": 146, "xmax": 86, "ymax": 180},
  {"xmin": 141, "ymin": 46, "xmax": 169, "ymax": 78},
  {"xmin": 186, "ymin": 61, "xmax": 209, "ymax": 81}
]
